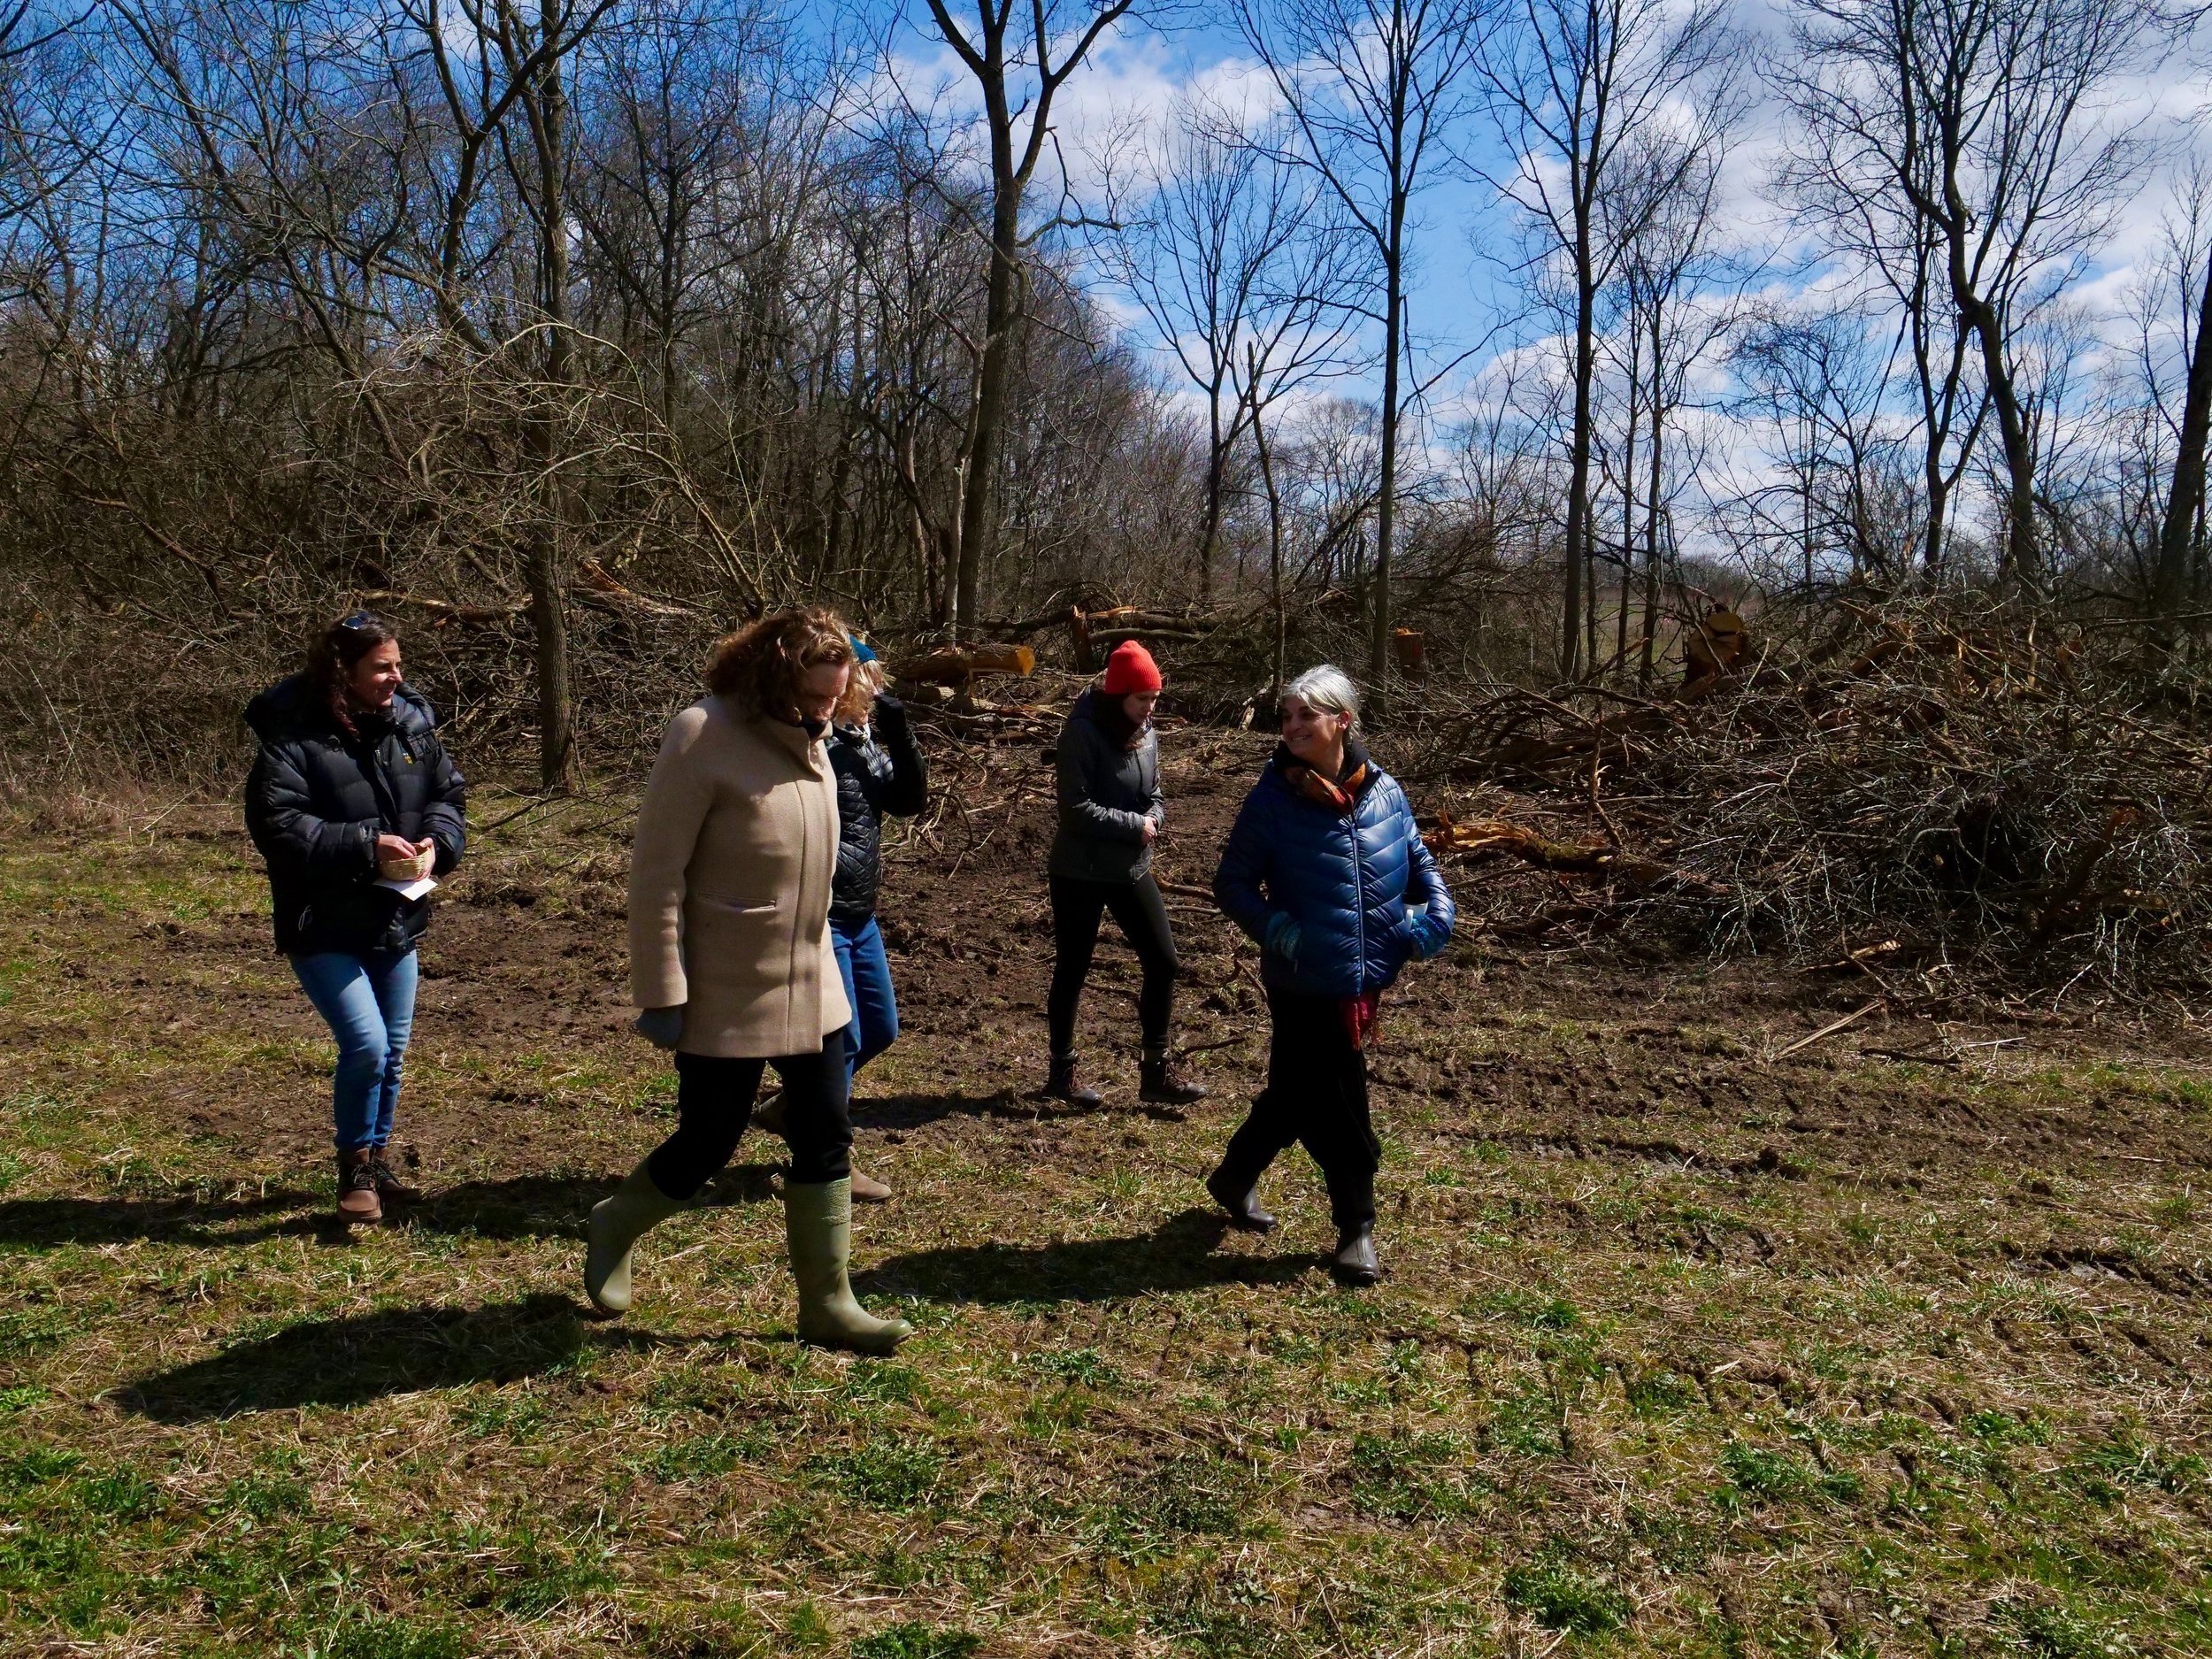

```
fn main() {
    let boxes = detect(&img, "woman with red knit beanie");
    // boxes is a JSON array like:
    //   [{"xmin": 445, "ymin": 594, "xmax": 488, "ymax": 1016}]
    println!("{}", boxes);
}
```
[{"xmin": 1036, "ymin": 641, "xmax": 1209, "ymax": 1107}]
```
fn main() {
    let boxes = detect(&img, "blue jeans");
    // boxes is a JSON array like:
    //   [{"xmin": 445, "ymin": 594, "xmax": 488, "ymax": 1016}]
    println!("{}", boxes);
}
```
[
  {"xmin": 291, "ymin": 949, "xmax": 419, "ymax": 1152},
  {"xmin": 829, "ymin": 916, "xmax": 899, "ymax": 1085}
]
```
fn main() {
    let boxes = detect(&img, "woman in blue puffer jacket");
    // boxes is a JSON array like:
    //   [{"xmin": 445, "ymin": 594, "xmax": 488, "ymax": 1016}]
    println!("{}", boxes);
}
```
[{"xmin": 1208, "ymin": 664, "xmax": 1454, "ymax": 1284}]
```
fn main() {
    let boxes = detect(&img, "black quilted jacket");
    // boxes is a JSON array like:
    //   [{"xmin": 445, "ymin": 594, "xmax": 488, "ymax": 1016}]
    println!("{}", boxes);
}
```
[
  {"xmin": 826, "ymin": 695, "xmax": 926, "ymax": 926},
  {"xmin": 242, "ymin": 676, "xmax": 467, "ymax": 956}
]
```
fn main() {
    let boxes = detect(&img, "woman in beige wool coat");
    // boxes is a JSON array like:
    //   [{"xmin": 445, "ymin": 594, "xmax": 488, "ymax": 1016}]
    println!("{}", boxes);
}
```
[{"xmin": 585, "ymin": 606, "xmax": 910, "ymax": 1354}]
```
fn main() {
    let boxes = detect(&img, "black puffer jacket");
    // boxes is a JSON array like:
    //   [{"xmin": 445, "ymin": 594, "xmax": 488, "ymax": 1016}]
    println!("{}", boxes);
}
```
[
  {"xmin": 243, "ymin": 675, "xmax": 467, "ymax": 956},
  {"xmin": 827, "ymin": 694, "xmax": 927, "ymax": 926}
]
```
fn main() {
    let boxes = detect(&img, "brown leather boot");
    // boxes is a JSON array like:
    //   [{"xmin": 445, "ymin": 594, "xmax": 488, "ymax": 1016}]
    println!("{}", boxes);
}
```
[
  {"xmin": 1140, "ymin": 1054, "xmax": 1210, "ymax": 1106},
  {"xmin": 335, "ymin": 1148, "xmax": 382, "ymax": 1225},
  {"xmin": 367, "ymin": 1147, "xmax": 421, "ymax": 1204},
  {"xmin": 1035, "ymin": 1054, "xmax": 1103, "ymax": 1107},
  {"xmin": 849, "ymin": 1171, "xmax": 894, "ymax": 1203}
]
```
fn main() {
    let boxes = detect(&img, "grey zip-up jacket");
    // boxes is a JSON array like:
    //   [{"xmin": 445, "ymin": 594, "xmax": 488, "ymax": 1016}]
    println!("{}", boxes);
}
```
[{"xmin": 1048, "ymin": 688, "xmax": 1164, "ymax": 885}]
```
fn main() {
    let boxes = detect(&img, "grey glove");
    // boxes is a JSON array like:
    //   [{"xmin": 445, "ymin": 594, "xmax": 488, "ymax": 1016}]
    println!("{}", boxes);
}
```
[{"xmin": 634, "ymin": 1006, "xmax": 684, "ymax": 1050}]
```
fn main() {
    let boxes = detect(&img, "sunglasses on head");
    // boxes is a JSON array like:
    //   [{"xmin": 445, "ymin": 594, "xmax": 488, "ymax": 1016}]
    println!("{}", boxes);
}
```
[{"xmin": 337, "ymin": 611, "xmax": 383, "ymax": 633}]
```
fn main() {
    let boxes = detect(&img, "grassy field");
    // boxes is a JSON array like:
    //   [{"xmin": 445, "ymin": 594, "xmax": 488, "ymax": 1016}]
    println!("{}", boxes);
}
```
[{"xmin": 3, "ymin": 749, "xmax": 2211, "ymax": 1657}]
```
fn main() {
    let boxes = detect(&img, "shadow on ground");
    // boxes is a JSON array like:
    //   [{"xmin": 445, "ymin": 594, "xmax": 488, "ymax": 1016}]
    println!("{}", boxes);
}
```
[
  {"xmin": 856, "ymin": 1208, "xmax": 1316, "ymax": 1304},
  {"xmin": 0, "ymin": 1165, "xmax": 785, "ymax": 1250},
  {"xmin": 854, "ymin": 1089, "xmax": 1177, "ymax": 1130},
  {"xmin": 119, "ymin": 1293, "xmax": 670, "ymax": 1421}
]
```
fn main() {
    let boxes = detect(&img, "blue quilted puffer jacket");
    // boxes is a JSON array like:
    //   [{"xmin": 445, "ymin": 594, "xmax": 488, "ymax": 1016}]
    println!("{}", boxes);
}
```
[{"xmin": 1213, "ymin": 744, "xmax": 1455, "ymax": 998}]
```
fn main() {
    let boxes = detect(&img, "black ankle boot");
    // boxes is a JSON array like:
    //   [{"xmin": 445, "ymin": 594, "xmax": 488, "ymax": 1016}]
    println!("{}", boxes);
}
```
[
  {"xmin": 1035, "ymin": 1055, "xmax": 1103, "ymax": 1107},
  {"xmin": 1333, "ymin": 1224, "xmax": 1379, "ymax": 1286},
  {"xmin": 1205, "ymin": 1165, "xmax": 1275, "ymax": 1233},
  {"xmin": 1140, "ymin": 1055, "xmax": 1210, "ymax": 1106}
]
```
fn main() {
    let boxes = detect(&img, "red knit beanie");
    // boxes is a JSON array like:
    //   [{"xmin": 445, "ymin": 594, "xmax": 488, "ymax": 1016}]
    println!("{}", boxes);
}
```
[{"xmin": 1101, "ymin": 640, "xmax": 1163, "ymax": 695}]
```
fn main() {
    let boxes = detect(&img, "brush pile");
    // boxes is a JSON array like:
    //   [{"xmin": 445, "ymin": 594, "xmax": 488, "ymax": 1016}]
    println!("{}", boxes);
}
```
[{"xmin": 1423, "ymin": 597, "xmax": 2212, "ymax": 1002}]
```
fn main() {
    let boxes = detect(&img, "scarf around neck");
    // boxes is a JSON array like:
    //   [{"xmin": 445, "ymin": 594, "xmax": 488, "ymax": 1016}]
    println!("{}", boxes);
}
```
[
  {"xmin": 1088, "ymin": 691, "xmax": 1149, "ymax": 753},
  {"xmin": 1274, "ymin": 734, "xmax": 1371, "ymax": 815}
]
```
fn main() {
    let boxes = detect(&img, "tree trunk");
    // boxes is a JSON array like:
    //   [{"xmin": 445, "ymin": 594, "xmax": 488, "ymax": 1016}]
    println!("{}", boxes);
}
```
[
  {"xmin": 953, "ymin": 100, "xmax": 1024, "ymax": 641},
  {"xmin": 529, "ymin": 0, "xmax": 578, "ymax": 794},
  {"xmin": 1369, "ymin": 212, "xmax": 1404, "ymax": 707},
  {"xmin": 1251, "ymin": 377, "xmax": 1287, "ymax": 695},
  {"xmin": 1640, "ymin": 378, "xmax": 1665, "ymax": 683},
  {"xmin": 1563, "ymin": 230, "xmax": 1596, "ymax": 680},
  {"xmin": 2155, "ymin": 249, "xmax": 2212, "ymax": 619}
]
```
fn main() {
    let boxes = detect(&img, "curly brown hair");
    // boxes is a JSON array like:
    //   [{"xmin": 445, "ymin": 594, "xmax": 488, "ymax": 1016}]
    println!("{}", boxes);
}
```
[{"xmin": 705, "ymin": 606, "xmax": 855, "ymax": 718}]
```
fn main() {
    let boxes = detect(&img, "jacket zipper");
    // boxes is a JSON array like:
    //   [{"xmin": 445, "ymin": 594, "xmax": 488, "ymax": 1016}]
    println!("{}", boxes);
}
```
[{"xmin": 1347, "ymin": 802, "xmax": 1365, "ymax": 995}]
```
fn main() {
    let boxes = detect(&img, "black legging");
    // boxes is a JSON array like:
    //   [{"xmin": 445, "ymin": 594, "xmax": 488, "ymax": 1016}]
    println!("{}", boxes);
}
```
[
  {"xmin": 647, "ymin": 1029, "xmax": 852, "ymax": 1198},
  {"xmin": 1213, "ymin": 986, "xmax": 1379, "ymax": 1231},
  {"xmin": 1046, "ymin": 872, "xmax": 1179, "ymax": 1056}
]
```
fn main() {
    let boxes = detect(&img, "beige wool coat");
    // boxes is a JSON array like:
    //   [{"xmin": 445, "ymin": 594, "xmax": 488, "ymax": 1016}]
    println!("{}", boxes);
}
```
[{"xmin": 627, "ymin": 696, "xmax": 851, "ymax": 1058}]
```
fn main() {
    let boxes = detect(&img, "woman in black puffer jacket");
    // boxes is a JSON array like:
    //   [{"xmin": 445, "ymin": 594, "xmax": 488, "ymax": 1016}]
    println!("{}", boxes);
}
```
[{"xmin": 244, "ymin": 613, "xmax": 466, "ymax": 1225}]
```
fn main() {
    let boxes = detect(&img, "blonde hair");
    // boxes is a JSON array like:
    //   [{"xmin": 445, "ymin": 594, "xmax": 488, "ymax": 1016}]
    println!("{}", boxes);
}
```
[{"xmin": 833, "ymin": 656, "xmax": 887, "ymax": 725}]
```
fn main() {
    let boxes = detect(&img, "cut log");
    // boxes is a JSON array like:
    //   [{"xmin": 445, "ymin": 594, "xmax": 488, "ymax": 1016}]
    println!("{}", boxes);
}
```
[
  {"xmin": 893, "ymin": 644, "xmax": 1038, "ymax": 685},
  {"xmin": 576, "ymin": 559, "xmax": 695, "ymax": 618},
  {"xmin": 1423, "ymin": 811, "xmax": 1726, "ymax": 895},
  {"xmin": 1394, "ymin": 627, "xmax": 1427, "ymax": 679}
]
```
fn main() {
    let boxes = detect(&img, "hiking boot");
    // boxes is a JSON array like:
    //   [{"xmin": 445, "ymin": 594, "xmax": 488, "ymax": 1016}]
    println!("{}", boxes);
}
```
[
  {"xmin": 1332, "ymin": 1224, "xmax": 1379, "ymax": 1286},
  {"xmin": 1204, "ymin": 1165, "xmax": 1276, "ymax": 1233},
  {"xmin": 1034, "ymin": 1055, "xmax": 1103, "ymax": 1108},
  {"xmin": 335, "ymin": 1148, "xmax": 382, "ymax": 1225},
  {"xmin": 751, "ymin": 1088, "xmax": 787, "ymax": 1139},
  {"xmin": 367, "ymin": 1147, "xmax": 421, "ymax": 1204},
  {"xmin": 1140, "ymin": 1056, "xmax": 1210, "ymax": 1107},
  {"xmin": 850, "ymin": 1170, "xmax": 894, "ymax": 1204}
]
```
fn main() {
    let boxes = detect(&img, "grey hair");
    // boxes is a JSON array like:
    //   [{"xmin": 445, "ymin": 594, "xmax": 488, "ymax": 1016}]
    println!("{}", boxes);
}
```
[{"xmin": 1282, "ymin": 664, "xmax": 1360, "ymax": 726}]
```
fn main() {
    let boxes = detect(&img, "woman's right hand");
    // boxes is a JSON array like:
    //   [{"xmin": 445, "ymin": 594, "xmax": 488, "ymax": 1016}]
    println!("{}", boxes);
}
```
[
  {"xmin": 634, "ymin": 1006, "xmax": 685, "ymax": 1049},
  {"xmin": 1263, "ymin": 910, "xmax": 1302, "ymax": 972},
  {"xmin": 376, "ymin": 834, "xmax": 434, "ymax": 880}
]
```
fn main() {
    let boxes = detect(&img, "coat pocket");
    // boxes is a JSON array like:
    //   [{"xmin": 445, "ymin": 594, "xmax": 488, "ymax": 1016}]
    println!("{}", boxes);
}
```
[{"xmin": 684, "ymin": 895, "xmax": 784, "ymax": 990}]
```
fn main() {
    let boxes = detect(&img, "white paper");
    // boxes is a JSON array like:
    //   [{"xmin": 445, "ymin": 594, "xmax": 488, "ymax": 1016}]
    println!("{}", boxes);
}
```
[{"xmin": 376, "ymin": 875, "xmax": 438, "ymax": 901}]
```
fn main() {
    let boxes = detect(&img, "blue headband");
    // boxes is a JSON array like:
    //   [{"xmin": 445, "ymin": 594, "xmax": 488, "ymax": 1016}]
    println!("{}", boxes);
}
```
[{"xmin": 849, "ymin": 635, "xmax": 879, "ymax": 664}]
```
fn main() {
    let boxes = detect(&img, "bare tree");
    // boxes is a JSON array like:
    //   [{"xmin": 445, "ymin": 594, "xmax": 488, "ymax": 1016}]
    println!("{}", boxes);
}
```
[
  {"xmin": 1479, "ymin": 0, "xmax": 1734, "ymax": 679},
  {"xmin": 2150, "ymin": 157, "xmax": 2212, "ymax": 621},
  {"xmin": 1103, "ymin": 95, "xmax": 1357, "ymax": 603},
  {"xmin": 1779, "ymin": 0, "xmax": 2158, "ymax": 590},
  {"xmin": 915, "ymin": 0, "xmax": 1138, "ymax": 636},
  {"xmin": 1233, "ymin": 0, "xmax": 1490, "ymax": 702}
]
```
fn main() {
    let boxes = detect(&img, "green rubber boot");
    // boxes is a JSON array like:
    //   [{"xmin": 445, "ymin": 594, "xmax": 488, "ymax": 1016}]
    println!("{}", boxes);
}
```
[
  {"xmin": 584, "ymin": 1160, "xmax": 686, "ymax": 1315},
  {"xmin": 784, "ymin": 1178, "xmax": 913, "ymax": 1355}
]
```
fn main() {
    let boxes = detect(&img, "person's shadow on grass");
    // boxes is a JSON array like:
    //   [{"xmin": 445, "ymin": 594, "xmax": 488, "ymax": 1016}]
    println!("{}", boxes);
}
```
[
  {"xmin": 119, "ymin": 1293, "xmax": 670, "ymax": 1422},
  {"xmin": 0, "ymin": 1164, "xmax": 784, "ymax": 1250},
  {"xmin": 852, "ymin": 1208, "xmax": 1315, "ymax": 1305}
]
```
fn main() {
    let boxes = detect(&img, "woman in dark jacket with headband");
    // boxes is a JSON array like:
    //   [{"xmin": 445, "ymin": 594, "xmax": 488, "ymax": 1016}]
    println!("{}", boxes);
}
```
[
  {"xmin": 244, "ymin": 611, "xmax": 466, "ymax": 1226},
  {"xmin": 1209, "ymin": 664, "xmax": 1453, "ymax": 1285}
]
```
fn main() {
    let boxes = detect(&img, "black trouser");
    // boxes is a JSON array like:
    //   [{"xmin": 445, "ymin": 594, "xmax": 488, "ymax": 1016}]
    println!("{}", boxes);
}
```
[
  {"xmin": 647, "ymin": 1029, "xmax": 852, "ymax": 1198},
  {"xmin": 1047, "ymin": 872, "xmax": 1179, "ymax": 1057},
  {"xmin": 1213, "ymin": 986, "xmax": 1378, "ymax": 1232}
]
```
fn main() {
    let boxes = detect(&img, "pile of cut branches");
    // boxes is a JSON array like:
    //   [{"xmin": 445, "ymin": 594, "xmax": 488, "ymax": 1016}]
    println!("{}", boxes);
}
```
[{"xmin": 1422, "ymin": 596, "xmax": 2212, "ymax": 1002}]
